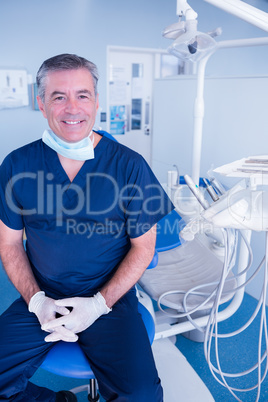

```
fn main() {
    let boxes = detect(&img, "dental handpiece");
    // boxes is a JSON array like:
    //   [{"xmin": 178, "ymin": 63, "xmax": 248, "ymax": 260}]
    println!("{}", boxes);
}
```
[
  {"xmin": 184, "ymin": 174, "xmax": 210, "ymax": 210},
  {"xmin": 203, "ymin": 178, "xmax": 219, "ymax": 202}
]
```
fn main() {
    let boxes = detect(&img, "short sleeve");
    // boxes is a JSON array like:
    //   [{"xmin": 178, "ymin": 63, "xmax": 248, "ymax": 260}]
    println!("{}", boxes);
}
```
[
  {"xmin": 0, "ymin": 155, "xmax": 24, "ymax": 230},
  {"xmin": 123, "ymin": 157, "xmax": 174, "ymax": 238}
]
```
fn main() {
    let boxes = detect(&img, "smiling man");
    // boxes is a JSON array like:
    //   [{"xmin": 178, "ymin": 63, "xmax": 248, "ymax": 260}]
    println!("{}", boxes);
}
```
[
  {"xmin": 0, "ymin": 54, "xmax": 173, "ymax": 402},
  {"xmin": 38, "ymin": 68, "xmax": 99, "ymax": 142}
]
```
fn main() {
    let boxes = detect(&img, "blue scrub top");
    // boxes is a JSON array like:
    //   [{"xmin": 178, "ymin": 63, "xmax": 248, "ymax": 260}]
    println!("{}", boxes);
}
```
[{"xmin": 0, "ymin": 132, "xmax": 174, "ymax": 298}]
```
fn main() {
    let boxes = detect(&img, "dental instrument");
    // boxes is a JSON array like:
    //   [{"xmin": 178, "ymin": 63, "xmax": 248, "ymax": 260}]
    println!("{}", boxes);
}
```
[
  {"xmin": 184, "ymin": 174, "xmax": 210, "ymax": 209},
  {"xmin": 203, "ymin": 178, "xmax": 220, "ymax": 202}
]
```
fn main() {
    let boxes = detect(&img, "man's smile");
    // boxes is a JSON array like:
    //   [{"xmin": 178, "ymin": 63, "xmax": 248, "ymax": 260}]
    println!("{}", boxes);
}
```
[{"xmin": 63, "ymin": 120, "xmax": 83, "ymax": 125}]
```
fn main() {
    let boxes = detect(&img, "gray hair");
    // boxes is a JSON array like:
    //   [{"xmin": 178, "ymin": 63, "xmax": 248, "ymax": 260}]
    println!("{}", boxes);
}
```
[{"xmin": 36, "ymin": 53, "xmax": 99, "ymax": 102}]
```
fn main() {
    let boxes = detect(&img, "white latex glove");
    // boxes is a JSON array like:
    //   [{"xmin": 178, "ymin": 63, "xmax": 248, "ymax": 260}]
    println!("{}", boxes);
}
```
[
  {"xmin": 41, "ymin": 292, "xmax": 111, "ymax": 334},
  {"xmin": 44, "ymin": 326, "xmax": 78, "ymax": 343},
  {"xmin": 28, "ymin": 291, "xmax": 78, "ymax": 342}
]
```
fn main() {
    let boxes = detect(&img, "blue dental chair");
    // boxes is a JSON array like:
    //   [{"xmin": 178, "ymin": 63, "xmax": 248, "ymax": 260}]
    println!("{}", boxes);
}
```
[{"xmin": 41, "ymin": 302, "xmax": 155, "ymax": 401}]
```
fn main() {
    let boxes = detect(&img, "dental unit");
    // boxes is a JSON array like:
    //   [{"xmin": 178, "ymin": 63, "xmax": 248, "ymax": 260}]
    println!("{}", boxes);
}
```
[{"xmin": 137, "ymin": 1, "xmax": 268, "ymax": 401}]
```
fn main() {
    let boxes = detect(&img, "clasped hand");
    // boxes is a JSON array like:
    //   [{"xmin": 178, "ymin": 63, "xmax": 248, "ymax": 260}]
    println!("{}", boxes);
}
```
[
  {"xmin": 28, "ymin": 291, "xmax": 78, "ymax": 343},
  {"xmin": 42, "ymin": 292, "xmax": 111, "ymax": 341}
]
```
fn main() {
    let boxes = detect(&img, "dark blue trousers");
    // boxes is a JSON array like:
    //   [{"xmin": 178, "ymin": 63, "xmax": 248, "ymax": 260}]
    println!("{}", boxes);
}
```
[{"xmin": 0, "ymin": 291, "xmax": 163, "ymax": 401}]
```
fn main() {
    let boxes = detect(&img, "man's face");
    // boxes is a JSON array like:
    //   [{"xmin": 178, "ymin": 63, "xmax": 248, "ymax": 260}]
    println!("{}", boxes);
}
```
[{"xmin": 37, "ymin": 68, "xmax": 99, "ymax": 143}]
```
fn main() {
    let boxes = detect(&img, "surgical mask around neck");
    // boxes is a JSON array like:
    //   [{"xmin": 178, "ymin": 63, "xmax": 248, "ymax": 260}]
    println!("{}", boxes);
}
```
[{"xmin": 42, "ymin": 129, "xmax": 95, "ymax": 161}]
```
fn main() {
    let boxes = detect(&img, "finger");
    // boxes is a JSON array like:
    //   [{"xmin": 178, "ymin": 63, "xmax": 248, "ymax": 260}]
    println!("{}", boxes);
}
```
[
  {"xmin": 45, "ymin": 332, "xmax": 62, "ymax": 342},
  {"xmin": 55, "ymin": 305, "xmax": 71, "ymax": 316},
  {"xmin": 45, "ymin": 332, "xmax": 77, "ymax": 342},
  {"xmin": 44, "ymin": 327, "xmax": 78, "ymax": 343},
  {"xmin": 42, "ymin": 316, "xmax": 69, "ymax": 331},
  {"xmin": 45, "ymin": 333, "xmax": 78, "ymax": 342},
  {"xmin": 55, "ymin": 298, "xmax": 76, "ymax": 307},
  {"xmin": 56, "ymin": 325, "xmax": 78, "ymax": 340}
]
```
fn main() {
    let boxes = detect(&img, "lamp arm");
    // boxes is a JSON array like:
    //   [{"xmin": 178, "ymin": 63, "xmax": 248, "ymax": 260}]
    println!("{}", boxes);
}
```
[
  {"xmin": 176, "ymin": 0, "xmax": 198, "ymax": 20},
  {"xmin": 191, "ymin": 36, "xmax": 268, "ymax": 185},
  {"xmin": 204, "ymin": 0, "xmax": 268, "ymax": 32},
  {"xmin": 191, "ymin": 52, "xmax": 214, "ymax": 185}
]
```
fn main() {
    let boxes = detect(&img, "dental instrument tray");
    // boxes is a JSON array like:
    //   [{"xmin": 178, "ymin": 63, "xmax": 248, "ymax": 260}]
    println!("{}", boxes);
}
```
[{"xmin": 213, "ymin": 155, "xmax": 268, "ymax": 185}]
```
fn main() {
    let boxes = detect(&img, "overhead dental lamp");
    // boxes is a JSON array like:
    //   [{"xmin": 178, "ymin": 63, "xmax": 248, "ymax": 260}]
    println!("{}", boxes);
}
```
[{"xmin": 163, "ymin": 0, "xmax": 218, "ymax": 62}]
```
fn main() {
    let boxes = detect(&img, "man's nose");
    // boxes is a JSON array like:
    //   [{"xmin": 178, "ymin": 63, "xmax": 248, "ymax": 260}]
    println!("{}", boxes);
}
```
[{"xmin": 65, "ymin": 98, "xmax": 79, "ymax": 113}]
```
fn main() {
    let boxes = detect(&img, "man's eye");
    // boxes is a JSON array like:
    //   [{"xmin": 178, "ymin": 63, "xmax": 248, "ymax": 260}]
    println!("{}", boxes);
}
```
[{"xmin": 51, "ymin": 95, "xmax": 65, "ymax": 102}]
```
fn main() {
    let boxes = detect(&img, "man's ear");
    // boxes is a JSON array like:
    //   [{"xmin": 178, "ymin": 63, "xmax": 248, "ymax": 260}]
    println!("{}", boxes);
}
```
[{"xmin": 36, "ymin": 96, "xmax": 47, "ymax": 118}]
